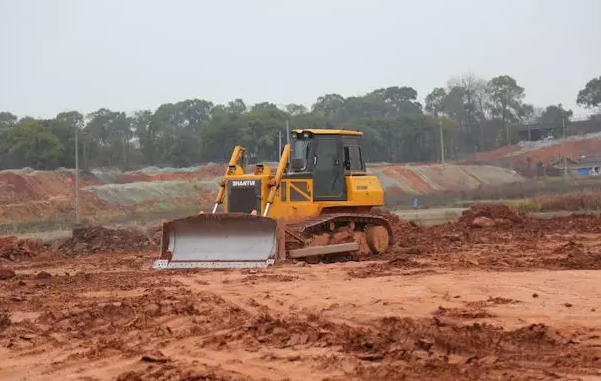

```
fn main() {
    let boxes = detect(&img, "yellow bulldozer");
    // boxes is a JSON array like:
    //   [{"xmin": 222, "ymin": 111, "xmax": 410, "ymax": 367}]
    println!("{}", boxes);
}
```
[{"xmin": 153, "ymin": 128, "xmax": 393, "ymax": 269}]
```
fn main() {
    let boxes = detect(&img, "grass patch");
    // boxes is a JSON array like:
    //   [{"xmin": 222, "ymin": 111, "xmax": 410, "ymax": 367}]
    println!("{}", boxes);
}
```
[
  {"xmin": 0, "ymin": 207, "xmax": 197, "ymax": 236},
  {"xmin": 386, "ymin": 176, "xmax": 601, "ymax": 211},
  {"xmin": 443, "ymin": 210, "xmax": 460, "ymax": 219},
  {"xmin": 511, "ymin": 201, "xmax": 541, "ymax": 213},
  {"xmin": 532, "ymin": 190, "xmax": 601, "ymax": 212}
]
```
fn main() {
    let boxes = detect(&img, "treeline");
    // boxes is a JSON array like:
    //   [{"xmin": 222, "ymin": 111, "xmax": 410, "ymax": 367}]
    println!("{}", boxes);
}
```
[{"xmin": 1, "ymin": 74, "xmax": 600, "ymax": 171}]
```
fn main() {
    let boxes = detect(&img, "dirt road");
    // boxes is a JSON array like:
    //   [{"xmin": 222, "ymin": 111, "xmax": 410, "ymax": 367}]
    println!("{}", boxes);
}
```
[{"xmin": 1, "ymin": 205, "xmax": 601, "ymax": 380}]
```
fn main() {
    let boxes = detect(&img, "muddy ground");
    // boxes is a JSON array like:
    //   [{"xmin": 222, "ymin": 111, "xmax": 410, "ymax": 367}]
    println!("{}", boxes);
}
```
[{"xmin": 1, "ymin": 205, "xmax": 601, "ymax": 381}]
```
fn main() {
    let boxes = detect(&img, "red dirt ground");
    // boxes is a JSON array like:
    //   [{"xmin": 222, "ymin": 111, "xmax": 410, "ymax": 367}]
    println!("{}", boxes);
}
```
[
  {"xmin": 1, "ymin": 205, "xmax": 601, "ymax": 380},
  {"xmin": 383, "ymin": 167, "xmax": 435, "ymax": 193},
  {"xmin": 0, "ymin": 165, "xmax": 225, "ymax": 224}
]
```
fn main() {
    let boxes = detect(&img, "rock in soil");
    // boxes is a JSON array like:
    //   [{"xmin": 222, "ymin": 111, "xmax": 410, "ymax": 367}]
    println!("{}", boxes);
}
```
[
  {"xmin": 55, "ymin": 225, "xmax": 157, "ymax": 255},
  {"xmin": 471, "ymin": 216, "xmax": 496, "ymax": 228},
  {"xmin": 0, "ymin": 236, "xmax": 42, "ymax": 261},
  {"xmin": 0, "ymin": 266, "xmax": 16, "ymax": 280}
]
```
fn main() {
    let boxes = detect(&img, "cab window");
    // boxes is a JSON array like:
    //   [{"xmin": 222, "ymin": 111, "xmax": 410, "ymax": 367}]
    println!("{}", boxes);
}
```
[
  {"xmin": 344, "ymin": 145, "xmax": 364, "ymax": 171},
  {"xmin": 292, "ymin": 139, "xmax": 312, "ymax": 170}
]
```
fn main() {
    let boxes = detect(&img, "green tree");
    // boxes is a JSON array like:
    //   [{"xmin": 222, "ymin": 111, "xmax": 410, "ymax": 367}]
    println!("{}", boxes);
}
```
[
  {"xmin": 539, "ymin": 104, "xmax": 573, "ymax": 138},
  {"xmin": 243, "ymin": 103, "xmax": 289, "ymax": 162},
  {"xmin": 438, "ymin": 73, "xmax": 491, "ymax": 153},
  {"xmin": 227, "ymin": 99, "xmax": 247, "ymax": 114},
  {"xmin": 200, "ymin": 106, "xmax": 246, "ymax": 162},
  {"xmin": 285, "ymin": 103, "xmax": 308, "ymax": 115},
  {"xmin": 132, "ymin": 110, "xmax": 157, "ymax": 165},
  {"xmin": 148, "ymin": 99, "xmax": 214, "ymax": 166},
  {"xmin": 85, "ymin": 108, "xmax": 133, "ymax": 168},
  {"xmin": 4, "ymin": 73, "xmax": 600, "ymax": 171},
  {"xmin": 0, "ymin": 112, "xmax": 17, "ymax": 130},
  {"xmin": 486, "ymin": 75, "xmax": 527, "ymax": 145},
  {"xmin": 577, "ymin": 76, "xmax": 601, "ymax": 112},
  {"xmin": 370, "ymin": 86, "xmax": 422, "ymax": 116},
  {"xmin": 343, "ymin": 94, "xmax": 389, "ymax": 119},
  {"xmin": 311, "ymin": 93, "xmax": 346, "ymax": 121},
  {"xmin": 0, "ymin": 119, "xmax": 63, "ymax": 169},
  {"xmin": 48, "ymin": 111, "xmax": 84, "ymax": 168},
  {"xmin": 424, "ymin": 87, "xmax": 447, "ymax": 117}
]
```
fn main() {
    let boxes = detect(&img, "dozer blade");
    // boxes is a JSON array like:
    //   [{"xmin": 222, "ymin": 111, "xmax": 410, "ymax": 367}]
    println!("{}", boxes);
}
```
[{"xmin": 152, "ymin": 213, "xmax": 281, "ymax": 269}]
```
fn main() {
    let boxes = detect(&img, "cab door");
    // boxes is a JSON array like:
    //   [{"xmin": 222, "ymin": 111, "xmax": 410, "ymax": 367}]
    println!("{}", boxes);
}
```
[{"xmin": 312, "ymin": 135, "xmax": 346, "ymax": 201}]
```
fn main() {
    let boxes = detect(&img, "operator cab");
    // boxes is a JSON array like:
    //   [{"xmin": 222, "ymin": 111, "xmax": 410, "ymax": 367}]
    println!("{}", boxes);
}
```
[{"xmin": 287, "ymin": 129, "xmax": 366, "ymax": 201}]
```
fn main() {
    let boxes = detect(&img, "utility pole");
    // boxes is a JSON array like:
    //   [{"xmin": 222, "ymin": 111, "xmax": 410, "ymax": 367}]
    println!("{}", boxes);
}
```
[
  {"xmin": 74, "ymin": 126, "xmax": 80, "ymax": 225},
  {"xmin": 83, "ymin": 140, "xmax": 87, "ymax": 171},
  {"xmin": 285, "ymin": 120, "xmax": 291, "ymax": 161},
  {"xmin": 563, "ymin": 118, "xmax": 568, "ymax": 176},
  {"xmin": 278, "ymin": 130, "xmax": 282, "ymax": 160},
  {"xmin": 439, "ymin": 120, "xmax": 445, "ymax": 164},
  {"xmin": 123, "ymin": 134, "xmax": 127, "ymax": 169},
  {"xmin": 285, "ymin": 120, "xmax": 290, "ymax": 145}
]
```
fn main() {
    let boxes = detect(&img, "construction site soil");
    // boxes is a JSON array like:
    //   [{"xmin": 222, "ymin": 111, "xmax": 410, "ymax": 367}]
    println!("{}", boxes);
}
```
[{"xmin": 1, "ymin": 204, "xmax": 601, "ymax": 381}]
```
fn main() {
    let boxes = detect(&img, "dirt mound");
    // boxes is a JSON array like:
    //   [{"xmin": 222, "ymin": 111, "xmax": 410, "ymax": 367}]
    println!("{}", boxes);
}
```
[
  {"xmin": 203, "ymin": 313, "xmax": 342, "ymax": 351},
  {"xmin": 546, "ymin": 240, "xmax": 601, "ymax": 269},
  {"xmin": 433, "ymin": 306, "xmax": 496, "ymax": 319},
  {"xmin": 115, "ymin": 363, "xmax": 251, "ymax": 381},
  {"xmin": 0, "ymin": 236, "xmax": 42, "ymax": 261},
  {"xmin": 367, "ymin": 204, "xmax": 601, "ymax": 273},
  {"xmin": 35, "ymin": 290, "xmax": 249, "ymax": 344},
  {"xmin": 539, "ymin": 213, "xmax": 601, "ymax": 233},
  {"xmin": 344, "ymin": 317, "xmax": 600, "ymax": 380},
  {"xmin": 458, "ymin": 203, "xmax": 527, "ymax": 227},
  {"xmin": 205, "ymin": 313, "xmax": 599, "ymax": 379},
  {"xmin": 56, "ymin": 226, "xmax": 157, "ymax": 255}
]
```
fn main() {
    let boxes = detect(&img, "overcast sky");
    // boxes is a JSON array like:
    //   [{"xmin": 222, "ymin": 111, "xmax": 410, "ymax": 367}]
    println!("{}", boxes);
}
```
[{"xmin": 1, "ymin": 0, "xmax": 600, "ymax": 119}]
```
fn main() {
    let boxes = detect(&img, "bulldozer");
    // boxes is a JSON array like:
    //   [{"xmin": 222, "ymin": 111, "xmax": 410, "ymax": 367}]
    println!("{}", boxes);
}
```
[{"xmin": 153, "ymin": 129, "xmax": 393, "ymax": 269}]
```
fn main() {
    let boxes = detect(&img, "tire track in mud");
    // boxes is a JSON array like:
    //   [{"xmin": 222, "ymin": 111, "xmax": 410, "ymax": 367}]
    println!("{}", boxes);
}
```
[{"xmin": 194, "ymin": 311, "xmax": 601, "ymax": 380}]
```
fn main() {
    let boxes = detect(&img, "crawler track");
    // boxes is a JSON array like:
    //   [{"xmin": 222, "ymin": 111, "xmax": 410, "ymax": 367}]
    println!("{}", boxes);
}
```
[{"xmin": 284, "ymin": 213, "xmax": 394, "ymax": 263}]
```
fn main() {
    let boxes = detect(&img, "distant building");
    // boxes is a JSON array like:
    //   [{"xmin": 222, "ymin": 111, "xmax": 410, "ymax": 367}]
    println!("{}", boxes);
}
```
[
  {"xmin": 517, "ymin": 119, "xmax": 601, "ymax": 142},
  {"xmin": 570, "ymin": 156, "xmax": 601, "ymax": 176},
  {"xmin": 551, "ymin": 156, "xmax": 601, "ymax": 176},
  {"xmin": 517, "ymin": 123, "xmax": 555, "ymax": 142},
  {"xmin": 550, "ymin": 156, "xmax": 601, "ymax": 176}
]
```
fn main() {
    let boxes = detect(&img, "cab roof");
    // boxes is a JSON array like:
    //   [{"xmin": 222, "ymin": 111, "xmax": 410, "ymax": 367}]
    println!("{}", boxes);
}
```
[{"xmin": 291, "ymin": 129, "xmax": 362, "ymax": 136}]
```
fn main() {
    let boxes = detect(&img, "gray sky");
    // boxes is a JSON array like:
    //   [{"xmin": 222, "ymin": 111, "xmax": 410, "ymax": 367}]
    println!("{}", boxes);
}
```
[{"xmin": 1, "ymin": 0, "xmax": 600, "ymax": 119}]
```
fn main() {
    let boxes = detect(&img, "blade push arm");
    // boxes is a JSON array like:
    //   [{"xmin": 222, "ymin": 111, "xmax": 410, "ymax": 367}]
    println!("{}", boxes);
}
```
[
  {"xmin": 263, "ymin": 143, "xmax": 290, "ymax": 216},
  {"xmin": 211, "ymin": 146, "xmax": 246, "ymax": 213}
]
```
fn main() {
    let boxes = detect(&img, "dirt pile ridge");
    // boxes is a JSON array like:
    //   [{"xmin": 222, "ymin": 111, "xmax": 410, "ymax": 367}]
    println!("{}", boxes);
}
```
[
  {"xmin": 0, "ymin": 236, "xmax": 42, "ymax": 261},
  {"xmin": 56, "ymin": 225, "xmax": 158, "ymax": 255},
  {"xmin": 114, "ymin": 363, "xmax": 254, "ymax": 381},
  {"xmin": 355, "ymin": 204, "xmax": 601, "ymax": 275},
  {"xmin": 538, "ymin": 213, "xmax": 601, "ymax": 232},
  {"xmin": 457, "ymin": 203, "xmax": 529, "ymax": 228}
]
